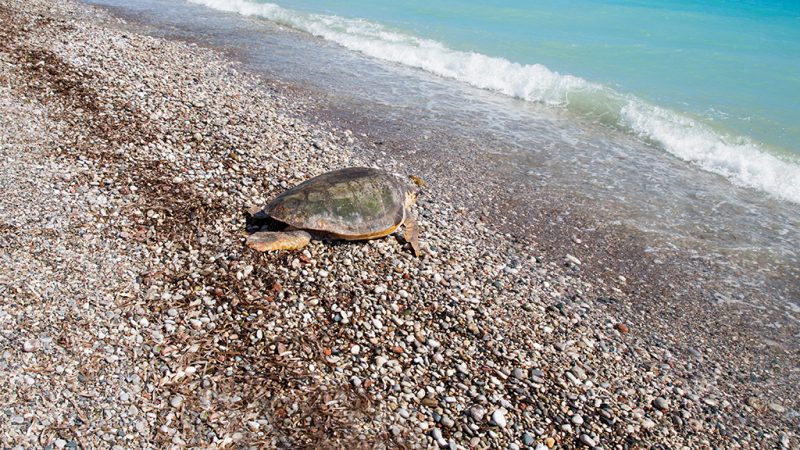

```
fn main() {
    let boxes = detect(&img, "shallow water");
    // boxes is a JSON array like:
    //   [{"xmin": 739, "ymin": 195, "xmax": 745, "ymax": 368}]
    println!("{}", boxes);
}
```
[{"xmin": 84, "ymin": 0, "xmax": 799, "ymax": 308}]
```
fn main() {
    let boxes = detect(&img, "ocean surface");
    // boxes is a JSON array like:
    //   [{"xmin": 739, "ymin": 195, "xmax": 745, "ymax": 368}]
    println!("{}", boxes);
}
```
[{"xmin": 85, "ymin": 0, "xmax": 799, "ymax": 306}]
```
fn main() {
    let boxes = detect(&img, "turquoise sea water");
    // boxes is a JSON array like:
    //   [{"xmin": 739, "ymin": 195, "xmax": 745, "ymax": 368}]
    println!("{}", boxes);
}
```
[{"xmin": 189, "ymin": 0, "xmax": 800, "ymax": 203}]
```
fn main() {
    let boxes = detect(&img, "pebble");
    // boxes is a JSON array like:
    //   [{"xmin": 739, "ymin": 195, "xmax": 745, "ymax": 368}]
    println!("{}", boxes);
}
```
[
  {"xmin": 579, "ymin": 434, "xmax": 596, "ymax": 447},
  {"xmin": 768, "ymin": 403, "xmax": 786, "ymax": 413},
  {"xmin": 431, "ymin": 428, "xmax": 447, "ymax": 447},
  {"xmin": 492, "ymin": 409, "xmax": 507, "ymax": 428},
  {"xmin": 570, "ymin": 365, "xmax": 587, "ymax": 380},
  {"xmin": 469, "ymin": 405, "xmax": 487, "ymax": 422},
  {"xmin": 654, "ymin": 397, "xmax": 669, "ymax": 410},
  {"xmin": 522, "ymin": 432, "xmax": 535, "ymax": 445},
  {"xmin": 170, "ymin": 395, "xmax": 183, "ymax": 408},
  {"xmin": 571, "ymin": 414, "xmax": 584, "ymax": 425},
  {"xmin": 23, "ymin": 339, "xmax": 38, "ymax": 352}
]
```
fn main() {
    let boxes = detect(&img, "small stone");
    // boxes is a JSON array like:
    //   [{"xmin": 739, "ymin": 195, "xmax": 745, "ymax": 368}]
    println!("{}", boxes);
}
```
[
  {"xmin": 522, "ymin": 432, "xmax": 535, "ymax": 445},
  {"xmin": 565, "ymin": 254, "xmax": 581, "ymax": 265},
  {"xmin": 351, "ymin": 344, "xmax": 361, "ymax": 355},
  {"xmin": 54, "ymin": 439, "xmax": 67, "ymax": 449},
  {"xmin": 545, "ymin": 437, "xmax": 556, "ymax": 448},
  {"xmin": 431, "ymin": 428, "xmax": 447, "ymax": 447},
  {"xmin": 170, "ymin": 395, "xmax": 183, "ymax": 408},
  {"xmin": 641, "ymin": 418, "xmax": 656, "ymax": 429},
  {"xmin": 579, "ymin": 434, "xmax": 596, "ymax": 447},
  {"xmin": 571, "ymin": 414, "xmax": 584, "ymax": 425},
  {"xmin": 769, "ymin": 402, "xmax": 786, "ymax": 413},
  {"xmin": 570, "ymin": 365, "xmax": 587, "ymax": 380},
  {"xmin": 441, "ymin": 416, "xmax": 455, "ymax": 428},
  {"xmin": 469, "ymin": 405, "xmax": 486, "ymax": 422},
  {"xmin": 23, "ymin": 339, "xmax": 38, "ymax": 352},
  {"xmin": 492, "ymin": 409, "xmax": 507, "ymax": 427},
  {"xmin": 512, "ymin": 368, "xmax": 526, "ymax": 380},
  {"xmin": 654, "ymin": 397, "xmax": 669, "ymax": 410},
  {"xmin": 615, "ymin": 323, "xmax": 629, "ymax": 334}
]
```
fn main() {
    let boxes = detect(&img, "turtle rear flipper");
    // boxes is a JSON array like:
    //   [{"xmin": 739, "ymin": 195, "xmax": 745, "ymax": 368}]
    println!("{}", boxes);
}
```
[
  {"xmin": 247, "ymin": 230, "xmax": 311, "ymax": 252},
  {"xmin": 403, "ymin": 214, "xmax": 420, "ymax": 257}
]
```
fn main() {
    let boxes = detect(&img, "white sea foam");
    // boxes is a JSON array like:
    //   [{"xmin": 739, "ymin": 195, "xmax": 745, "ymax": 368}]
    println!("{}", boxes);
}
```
[{"xmin": 189, "ymin": 0, "xmax": 800, "ymax": 204}]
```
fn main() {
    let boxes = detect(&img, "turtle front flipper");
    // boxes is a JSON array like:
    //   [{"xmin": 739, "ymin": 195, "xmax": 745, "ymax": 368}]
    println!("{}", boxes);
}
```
[
  {"xmin": 246, "ymin": 230, "xmax": 312, "ymax": 252},
  {"xmin": 403, "ymin": 214, "xmax": 421, "ymax": 257}
]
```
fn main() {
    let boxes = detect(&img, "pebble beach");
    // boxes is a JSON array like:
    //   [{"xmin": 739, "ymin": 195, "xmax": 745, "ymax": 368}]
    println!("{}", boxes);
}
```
[{"xmin": 0, "ymin": 0, "xmax": 798, "ymax": 448}]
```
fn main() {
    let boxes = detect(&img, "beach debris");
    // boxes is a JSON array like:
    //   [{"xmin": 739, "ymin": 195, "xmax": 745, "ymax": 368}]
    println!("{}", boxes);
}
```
[{"xmin": 246, "ymin": 167, "xmax": 421, "ymax": 256}]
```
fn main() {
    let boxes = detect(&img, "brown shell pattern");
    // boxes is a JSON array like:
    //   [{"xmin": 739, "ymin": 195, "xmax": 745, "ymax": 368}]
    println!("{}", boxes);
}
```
[{"xmin": 266, "ymin": 167, "xmax": 406, "ymax": 237}]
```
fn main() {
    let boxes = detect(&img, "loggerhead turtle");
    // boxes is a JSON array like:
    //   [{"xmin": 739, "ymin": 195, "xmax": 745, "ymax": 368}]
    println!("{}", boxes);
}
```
[{"xmin": 246, "ymin": 167, "xmax": 421, "ymax": 256}]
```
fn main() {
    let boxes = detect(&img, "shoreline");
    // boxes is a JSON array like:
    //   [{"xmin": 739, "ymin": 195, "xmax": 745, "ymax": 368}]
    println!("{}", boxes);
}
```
[{"xmin": 1, "ymin": 0, "xmax": 798, "ymax": 448}]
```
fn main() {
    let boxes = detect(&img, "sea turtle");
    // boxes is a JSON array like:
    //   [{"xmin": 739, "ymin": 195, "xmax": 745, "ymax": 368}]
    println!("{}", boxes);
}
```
[{"xmin": 246, "ymin": 167, "xmax": 421, "ymax": 256}]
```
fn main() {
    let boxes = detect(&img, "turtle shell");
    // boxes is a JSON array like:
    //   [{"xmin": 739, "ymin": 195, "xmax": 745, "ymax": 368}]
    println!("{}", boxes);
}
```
[{"xmin": 265, "ymin": 167, "xmax": 407, "ymax": 239}]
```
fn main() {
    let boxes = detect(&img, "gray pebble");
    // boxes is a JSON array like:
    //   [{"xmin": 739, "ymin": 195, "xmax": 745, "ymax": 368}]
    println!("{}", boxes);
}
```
[
  {"xmin": 23, "ymin": 340, "xmax": 38, "ymax": 352},
  {"xmin": 469, "ymin": 405, "xmax": 486, "ymax": 422},
  {"xmin": 522, "ymin": 432, "xmax": 535, "ymax": 445},
  {"xmin": 170, "ymin": 395, "xmax": 183, "ymax": 408},
  {"xmin": 579, "ymin": 434, "xmax": 596, "ymax": 447},
  {"xmin": 431, "ymin": 428, "xmax": 447, "ymax": 447}
]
